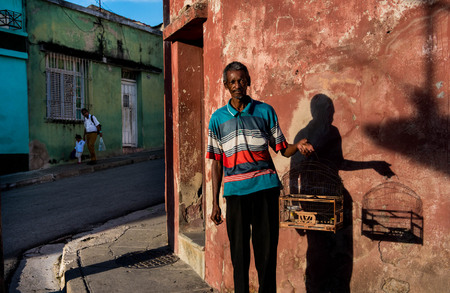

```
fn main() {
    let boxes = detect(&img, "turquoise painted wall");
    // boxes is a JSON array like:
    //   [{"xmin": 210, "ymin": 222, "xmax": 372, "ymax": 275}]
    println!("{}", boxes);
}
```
[
  {"xmin": 0, "ymin": 53, "xmax": 29, "ymax": 154},
  {"xmin": 3, "ymin": 0, "xmax": 23, "ymax": 12},
  {"xmin": 26, "ymin": 0, "xmax": 163, "ymax": 167}
]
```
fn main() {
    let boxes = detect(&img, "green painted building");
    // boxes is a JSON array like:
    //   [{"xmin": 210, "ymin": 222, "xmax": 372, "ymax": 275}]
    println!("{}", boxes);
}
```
[
  {"xmin": 0, "ymin": 0, "xmax": 29, "ymax": 175},
  {"xmin": 26, "ymin": 0, "xmax": 163, "ymax": 170}
]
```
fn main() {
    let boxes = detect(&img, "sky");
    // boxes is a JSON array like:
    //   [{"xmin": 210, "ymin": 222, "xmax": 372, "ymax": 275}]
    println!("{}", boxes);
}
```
[{"xmin": 66, "ymin": 0, "xmax": 163, "ymax": 26}]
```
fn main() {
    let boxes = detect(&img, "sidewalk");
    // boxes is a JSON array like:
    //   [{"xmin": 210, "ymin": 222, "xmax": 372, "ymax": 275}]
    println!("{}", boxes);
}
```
[
  {"xmin": 1, "ymin": 149, "xmax": 164, "ymax": 192},
  {"xmin": 2, "ymin": 150, "xmax": 214, "ymax": 293},
  {"xmin": 9, "ymin": 204, "xmax": 213, "ymax": 293}
]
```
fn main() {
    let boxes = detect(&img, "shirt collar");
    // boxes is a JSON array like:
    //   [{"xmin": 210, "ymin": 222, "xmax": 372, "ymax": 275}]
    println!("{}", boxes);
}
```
[{"xmin": 226, "ymin": 97, "xmax": 254, "ymax": 116}]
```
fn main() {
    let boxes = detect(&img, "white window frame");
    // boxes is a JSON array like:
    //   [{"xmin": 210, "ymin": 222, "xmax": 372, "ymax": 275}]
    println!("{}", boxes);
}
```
[{"xmin": 45, "ymin": 52, "xmax": 88, "ymax": 121}]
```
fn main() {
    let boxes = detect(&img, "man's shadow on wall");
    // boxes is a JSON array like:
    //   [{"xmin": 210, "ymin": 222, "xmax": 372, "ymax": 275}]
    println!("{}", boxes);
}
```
[{"xmin": 289, "ymin": 94, "xmax": 395, "ymax": 292}]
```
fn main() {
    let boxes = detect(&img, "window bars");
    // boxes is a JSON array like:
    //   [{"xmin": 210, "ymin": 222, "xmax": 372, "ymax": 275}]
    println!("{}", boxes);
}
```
[
  {"xmin": 46, "ymin": 53, "xmax": 88, "ymax": 121},
  {"xmin": 0, "ymin": 9, "xmax": 22, "ymax": 30}
]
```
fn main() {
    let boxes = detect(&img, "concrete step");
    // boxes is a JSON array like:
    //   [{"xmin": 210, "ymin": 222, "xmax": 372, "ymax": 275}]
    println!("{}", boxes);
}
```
[{"xmin": 178, "ymin": 231, "xmax": 205, "ymax": 279}]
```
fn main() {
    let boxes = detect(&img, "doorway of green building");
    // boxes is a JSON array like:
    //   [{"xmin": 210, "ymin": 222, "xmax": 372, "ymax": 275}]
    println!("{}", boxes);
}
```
[{"xmin": 121, "ymin": 79, "xmax": 138, "ymax": 148}]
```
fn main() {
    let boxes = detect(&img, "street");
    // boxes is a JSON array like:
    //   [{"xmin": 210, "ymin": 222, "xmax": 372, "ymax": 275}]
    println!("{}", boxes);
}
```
[{"xmin": 1, "ymin": 159, "xmax": 165, "ymax": 262}]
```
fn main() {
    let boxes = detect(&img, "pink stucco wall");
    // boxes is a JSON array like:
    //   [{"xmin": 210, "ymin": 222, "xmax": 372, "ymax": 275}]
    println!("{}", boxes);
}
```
[{"xmin": 165, "ymin": 0, "xmax": 449, "ymax": 292}]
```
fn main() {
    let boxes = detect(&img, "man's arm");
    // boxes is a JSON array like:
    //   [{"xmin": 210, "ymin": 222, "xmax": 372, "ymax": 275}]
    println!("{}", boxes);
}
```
[
  {"xmin": 281, "ymin": 138, "xmax": 314, "ymax": 158},
  {"xmin": 211, "ymin": 159, "xmax": 224, "ymax": 225},
  {"xmin": 97, "ymin": 126, "xmax": 103, "ymax": 137},
  {"xmin": 93, "ymin": 116, "xmax": 103, "ymax": 137}
]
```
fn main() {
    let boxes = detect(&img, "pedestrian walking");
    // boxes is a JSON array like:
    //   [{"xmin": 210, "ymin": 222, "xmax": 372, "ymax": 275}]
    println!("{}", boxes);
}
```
[{"xmin": 81, "ymin": 108, "xmax": 102, "ymax": 165}]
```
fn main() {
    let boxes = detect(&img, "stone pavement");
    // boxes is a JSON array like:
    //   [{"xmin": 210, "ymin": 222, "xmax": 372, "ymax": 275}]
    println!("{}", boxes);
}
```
[
  {"xmin": 2, "ymin": 151, "xmax": 214, "ymax": 293},
  {"xmin": 9, "ymin": 204, "xmax": 213, "ymax": 293}
]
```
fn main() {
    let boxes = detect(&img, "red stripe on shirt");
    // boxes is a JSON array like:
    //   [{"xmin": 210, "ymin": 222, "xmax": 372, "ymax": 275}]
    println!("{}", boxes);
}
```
[
  {"xmin": 275, "ymin": 141, "xmax": 288, "ymax": 152},
  {"xmin": 223, "ymin": 169, "xmax": 276, "ymax": 183},
  {"xmin": 223, "ymin": 150, "xmax": 271, "ymax": 169}
]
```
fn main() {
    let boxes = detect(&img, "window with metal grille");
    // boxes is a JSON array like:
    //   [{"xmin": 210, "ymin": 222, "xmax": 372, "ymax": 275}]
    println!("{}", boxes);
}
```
[
  {"xmin": 0, "ymin": 9, "xmax": 23, "ymax": 30},
  {"xmin": 46, "ymin": 53, "xmax": 88, "ymax": 121}
]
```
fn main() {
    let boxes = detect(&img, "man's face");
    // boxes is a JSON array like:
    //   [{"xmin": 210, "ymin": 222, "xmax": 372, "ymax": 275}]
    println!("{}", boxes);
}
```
[
  {"xmin": 82, "ymin": 110, "xmax": 89, "ymax": 118},
  {"xmin": 224, "ymin": 70, "xmax": 248, "ymax": 99}
]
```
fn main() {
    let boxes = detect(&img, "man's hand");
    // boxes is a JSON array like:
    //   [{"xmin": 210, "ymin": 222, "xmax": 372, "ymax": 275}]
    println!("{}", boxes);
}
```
[
  {"xmin": 211, "ymin": 160, "xmax": 224, "ymax": 225},
  {"xmin": 211, "ymin": 204, "xmax": 223, "ymax": 225},
  {"xmin": 281, "ymin": 139, "xmax": 315, "ymax": 158},
  {"xmin": 297, "ymin": 138, "xmax": 314, "ymax": 156}
]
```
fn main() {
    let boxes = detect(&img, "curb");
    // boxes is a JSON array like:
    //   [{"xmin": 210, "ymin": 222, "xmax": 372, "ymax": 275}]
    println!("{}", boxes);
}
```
[
  {"xmin": 59, "ymin": 205, "xmax": 166, "ymax": 293},
  {"xmin": 1, "ymin": 154, "xmax": 162, "ymax": 192}
]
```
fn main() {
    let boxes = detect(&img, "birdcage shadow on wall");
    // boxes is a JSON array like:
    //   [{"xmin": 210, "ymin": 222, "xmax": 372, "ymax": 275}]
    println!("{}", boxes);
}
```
[
  {"xmin": 279, "ymin": 159, "xmax": 344, "ymax": 233},
  {"xmin": 361, "ymin": 182, "xmax": 423, "ymax": 244}
]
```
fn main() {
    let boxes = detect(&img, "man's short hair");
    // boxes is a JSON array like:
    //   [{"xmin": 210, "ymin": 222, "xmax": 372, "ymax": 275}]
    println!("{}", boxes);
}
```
[{"xmin": 222, "ymin": 61, "xmax": 251, "ymax": 86}]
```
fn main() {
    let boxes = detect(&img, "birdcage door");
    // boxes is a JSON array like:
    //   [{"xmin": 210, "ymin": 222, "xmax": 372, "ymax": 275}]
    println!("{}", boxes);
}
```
[{"xmin": 121, "ymin": 80, "xmax": 137, "ymax": 147}]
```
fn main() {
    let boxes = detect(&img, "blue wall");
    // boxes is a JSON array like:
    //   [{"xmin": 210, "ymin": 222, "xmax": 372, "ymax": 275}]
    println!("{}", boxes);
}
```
[
  {"xmin": 0, "ymin": 51, "xmax": 29, "ymax": 173},
  {"xmin": 0, "ymin": 52, "xmax": 29, "ymax": 154},
  {"xmin": 0, "ymin": 0, "xmax": 29, "ymax": 174}
]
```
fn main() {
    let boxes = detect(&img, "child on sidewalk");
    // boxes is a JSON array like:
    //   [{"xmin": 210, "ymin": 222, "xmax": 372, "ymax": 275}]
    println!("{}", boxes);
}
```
[{"xmin": 74, "ymin": 134, "xmax": 85, "ymax": 164}]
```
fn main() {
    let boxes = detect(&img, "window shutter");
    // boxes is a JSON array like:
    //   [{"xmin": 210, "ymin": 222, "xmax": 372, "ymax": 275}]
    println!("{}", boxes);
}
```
[{"xmin": 45, "ymin": 53, "xmax": 88, "ymax": 121}]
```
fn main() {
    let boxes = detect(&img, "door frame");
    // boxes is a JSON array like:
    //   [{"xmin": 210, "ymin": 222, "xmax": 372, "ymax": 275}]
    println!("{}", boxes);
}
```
[{"xmin": 121, "ymin": 79, "xmax": 138, "ymax": 147}]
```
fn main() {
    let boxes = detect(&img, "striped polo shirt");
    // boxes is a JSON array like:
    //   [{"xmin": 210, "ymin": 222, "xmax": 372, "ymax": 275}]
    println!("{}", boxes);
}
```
[{"xmin": 207, "ymin": 97, "xmax": 288, "ymax": 196}]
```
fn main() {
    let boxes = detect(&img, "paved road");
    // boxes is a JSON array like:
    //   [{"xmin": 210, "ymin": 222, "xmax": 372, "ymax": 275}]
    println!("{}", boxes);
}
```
[{"xmin": 1, "ymin": 159, "xmax": 165, "ymax": 262}]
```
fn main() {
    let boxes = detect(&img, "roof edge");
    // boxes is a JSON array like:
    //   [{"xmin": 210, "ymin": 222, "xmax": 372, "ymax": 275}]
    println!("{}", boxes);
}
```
[{"xmin": 44, "ymin": 0, "xmax": 162, "ymax": 36}]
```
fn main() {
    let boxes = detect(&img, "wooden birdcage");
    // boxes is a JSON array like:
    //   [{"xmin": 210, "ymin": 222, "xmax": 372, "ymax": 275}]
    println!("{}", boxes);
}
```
[{"xmin": 279, "ymin": 160, "xmax": 344, "ymax": 232}]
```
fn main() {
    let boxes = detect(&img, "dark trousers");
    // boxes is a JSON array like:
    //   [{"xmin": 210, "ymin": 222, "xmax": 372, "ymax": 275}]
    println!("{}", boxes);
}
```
[{"xmin": 225, "ymin": 188, "xmax": 280, "ymax": 293}]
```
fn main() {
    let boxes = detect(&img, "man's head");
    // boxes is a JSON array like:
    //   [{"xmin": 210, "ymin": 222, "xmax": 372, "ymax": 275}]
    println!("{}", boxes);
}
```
[
  {"xmin": 81, "ymin": 108, "xmax": 89, "ymax": 118},
  {"xmin": 223, "ymin": 62, "xmax": 251, "ymax": 100}
]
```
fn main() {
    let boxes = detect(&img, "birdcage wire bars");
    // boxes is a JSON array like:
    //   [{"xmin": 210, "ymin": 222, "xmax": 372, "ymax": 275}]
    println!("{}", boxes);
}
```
[{"xmin": 279, "ymin": 159, "xmax": 344, "ymax": 232}]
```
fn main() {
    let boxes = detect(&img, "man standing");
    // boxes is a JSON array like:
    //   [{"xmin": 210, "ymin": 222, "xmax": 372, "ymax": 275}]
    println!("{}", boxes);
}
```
[
  {"xmin": 207, "ymin": 61, "xmax": 314, "ymax": 293},
  {"xmin": 82, "ymin": 108, "xmax": 102, "ymax": 165}
]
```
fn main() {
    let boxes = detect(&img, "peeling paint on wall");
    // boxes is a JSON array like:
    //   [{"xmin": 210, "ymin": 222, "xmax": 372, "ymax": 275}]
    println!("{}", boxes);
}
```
[{"xmin": 166, "ymin": 0, "xmax": 450, "ymax": 291}]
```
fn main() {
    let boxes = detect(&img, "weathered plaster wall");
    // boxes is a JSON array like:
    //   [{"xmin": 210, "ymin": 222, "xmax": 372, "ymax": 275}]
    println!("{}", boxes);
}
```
[
  {"xmin": 89, "ymin": 63, "xmax": 123, "ymax": 150},
  {"xmin": 168, "ymin": 40, "xmax": 205, "ymax": 253},
  {"xmin": 182, "ymin": 0, "xmax": 450, "ymax": 292},
  {"xmin": 28, "ymin": 1, "xmax": 162, "ymax": 67},
  {"xmin": 26, "ymin": 0, "xmax": 163, "ymax": 168},
  {"xmin": 139, "ymin": 72, "xmax": 165, "ymax": 149}
]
